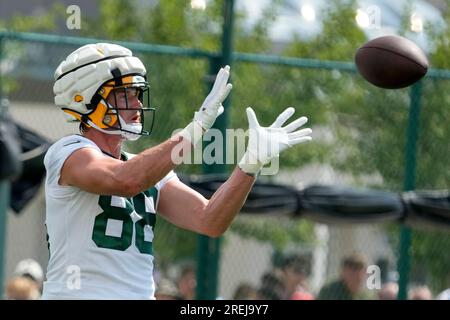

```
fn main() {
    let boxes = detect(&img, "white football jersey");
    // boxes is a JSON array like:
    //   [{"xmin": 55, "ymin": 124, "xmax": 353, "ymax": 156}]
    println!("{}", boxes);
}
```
[{"xmin": 42, "ymin": 135, "xmax": 177, "ymax": 299}]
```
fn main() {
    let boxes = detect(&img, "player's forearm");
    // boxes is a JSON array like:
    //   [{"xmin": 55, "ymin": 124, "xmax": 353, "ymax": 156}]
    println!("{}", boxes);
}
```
[
  {"xmin": 200, "ymin": 167, "xmax": 256, "ymax": 237},
  {"xmin": 115, "ymin": 134, "xmax": 190, "ymax": 195}
]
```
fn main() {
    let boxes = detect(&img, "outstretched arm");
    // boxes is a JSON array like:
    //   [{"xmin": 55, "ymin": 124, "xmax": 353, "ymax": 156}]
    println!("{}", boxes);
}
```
[{"xmin": 158, "ymin": 167, "xmax": 255, "ymax": 238}]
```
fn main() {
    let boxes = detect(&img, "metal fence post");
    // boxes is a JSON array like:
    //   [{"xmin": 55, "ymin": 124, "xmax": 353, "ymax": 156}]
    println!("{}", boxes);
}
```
[
  {"xmin": 196, "ymin": 0, "xmax": 235, "ymax": 300},
  {"xmin": 397, "ymin": 81, "xmax": 423, "ymax": 300},
  {"xmin": 196, "ymin": 56, "xmax": 223, "ymax": 300},
  {"xmin": 0, "ymin": 34, "xmax": 9, "ymax": 298},
  {"xmin": 0, "ymin": 181, "xmax": 9, "ymax": 299}
]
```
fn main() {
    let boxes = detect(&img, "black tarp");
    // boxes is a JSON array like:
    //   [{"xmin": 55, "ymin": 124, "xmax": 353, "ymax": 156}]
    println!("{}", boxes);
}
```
[
  {"xmin": 179, "ymin": 174, "xmax": 300, "ymax": 216},
  {"xmin": 0, "ymin": 107, "xmax": 22, "ymax": 180},
  {"xmin": 9, "ymin": 123, "xmax": 50, "ymax": 213},
  {"xmin": 180, "ymin": 174, "xmax": 450, "ymax": 231},
  {"xmin": 402, "ymin": 190, "xmax": 450, "ymax": 231},
  {"xmin": 298, "ymin": 185, "xmax": 404, "ymax": 224}
]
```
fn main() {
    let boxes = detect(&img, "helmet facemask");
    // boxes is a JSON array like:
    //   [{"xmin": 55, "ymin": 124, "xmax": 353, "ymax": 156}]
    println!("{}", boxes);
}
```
[{"xmin": 85, "ymin": 75, "xmax": 156, "ymax": 141}]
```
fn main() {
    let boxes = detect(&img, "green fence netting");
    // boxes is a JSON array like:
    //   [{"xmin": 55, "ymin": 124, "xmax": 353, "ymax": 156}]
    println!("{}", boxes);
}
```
[{"xmin": 0, "ymin": 32, "xmax": 448, "ymax": 300}]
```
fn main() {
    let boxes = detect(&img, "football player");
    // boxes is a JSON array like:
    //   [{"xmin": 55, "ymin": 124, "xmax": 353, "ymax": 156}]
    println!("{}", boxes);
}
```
[{"xmin": 42, "ymin": 43, "xmax": 312, "ymax": 299}]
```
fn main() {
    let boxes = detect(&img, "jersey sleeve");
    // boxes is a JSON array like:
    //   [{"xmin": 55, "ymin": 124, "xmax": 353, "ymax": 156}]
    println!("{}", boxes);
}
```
[
  {"xmin": 155, "ymin": 170, "xmax": 179, "ymax": 191},
  {"xmin": 122, "ymin": 151, "xmax": 179, "ymax": 192},
  {"xmin": 44, "ymin": 135, "xmax": 101, "ymax": 197}
]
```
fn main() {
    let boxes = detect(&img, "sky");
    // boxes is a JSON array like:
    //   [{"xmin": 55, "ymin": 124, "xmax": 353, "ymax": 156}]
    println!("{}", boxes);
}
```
[{"xmin": 233, "ymin": 0, "xmax": 446, "ymax": 52}]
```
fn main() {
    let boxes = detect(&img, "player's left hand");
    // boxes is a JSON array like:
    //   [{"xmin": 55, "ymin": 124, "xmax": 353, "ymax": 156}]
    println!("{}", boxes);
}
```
[{"xmin": 238, "ymin": 107, "xmax": 312, "ymax": 175}]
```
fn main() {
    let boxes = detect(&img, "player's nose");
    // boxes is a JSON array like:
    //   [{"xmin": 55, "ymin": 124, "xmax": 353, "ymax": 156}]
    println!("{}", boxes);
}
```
[{"xmin": 128, "ymin": 96, "xmax": 142, "ymax": 109}]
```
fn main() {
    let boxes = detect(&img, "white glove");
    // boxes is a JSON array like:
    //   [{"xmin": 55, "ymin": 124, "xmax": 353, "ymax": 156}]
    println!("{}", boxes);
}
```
[
  {"xmin": 238, "ymin": 107, "xmax": 312, "ymax": 176},
  {"xmin": 180, "ymin": 65, "xmax": 232, "ymax": 146}
]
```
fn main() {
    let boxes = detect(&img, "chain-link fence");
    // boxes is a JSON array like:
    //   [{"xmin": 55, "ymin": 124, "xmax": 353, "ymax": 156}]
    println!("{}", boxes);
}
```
[{"xmin": 0, "ymin": 32, "xmax": 448, "ymax": 300}]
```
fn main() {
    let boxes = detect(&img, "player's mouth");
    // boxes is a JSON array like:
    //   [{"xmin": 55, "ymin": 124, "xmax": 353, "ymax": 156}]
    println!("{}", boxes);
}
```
[{"xmin": 129, "ymin": 114, "xmax": 141, "ymax": 123}]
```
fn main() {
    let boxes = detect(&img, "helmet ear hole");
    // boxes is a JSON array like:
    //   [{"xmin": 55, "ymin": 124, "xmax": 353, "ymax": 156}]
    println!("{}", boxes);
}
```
[
  {"xmin": 84, "ymin": 101, "xmax": 118, "ymax": 129},
  {"xmin": 103, "ymin": 115, "xmax": 113, "ymax": 124}
]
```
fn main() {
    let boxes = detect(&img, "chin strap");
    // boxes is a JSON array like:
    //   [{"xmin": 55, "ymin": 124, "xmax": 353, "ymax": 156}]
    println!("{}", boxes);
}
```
[{"xmin": 86, "ymin": 113, "xmax": 142, "ymax": 141}]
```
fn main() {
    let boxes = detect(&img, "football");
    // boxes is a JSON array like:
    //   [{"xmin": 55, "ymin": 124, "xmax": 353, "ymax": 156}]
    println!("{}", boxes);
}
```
[{"xmin": 355, "ymin": 35, "xmax": 429, "ymax": 89}]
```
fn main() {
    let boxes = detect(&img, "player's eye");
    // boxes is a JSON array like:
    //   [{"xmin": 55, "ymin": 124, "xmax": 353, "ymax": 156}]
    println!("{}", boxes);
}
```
[
  {"xmin": 114, "ymin": 89, "xmax": 126, "ymax": 98},
  {"xmin": 128, "ymin": 88, "xmax": 139, "ymax": 97}
]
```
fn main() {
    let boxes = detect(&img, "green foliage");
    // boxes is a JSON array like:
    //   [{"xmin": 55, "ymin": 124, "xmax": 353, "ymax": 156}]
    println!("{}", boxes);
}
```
[
  {"xmin": 388, "ymin": 221, "xmax": 450, "ymax": 294},
  {"xmin": 0, "ymin": 3, "xmax": 63, "ymax": 32},
  {"xmin": 230, "ymin": 215, "xmax": 316, "ymax": 250},
  {"xmin": 95, "ymin": 0, "xmax": 141, "ymax": 41},
  {"xmin": 286, "ymin": 0, "xmax": 366, "ymax": 60},
  {"xmin": 411, "ymin": 229, "xmax": 450, "ymax": 293},
  {"xmin": 0, "ymin": 3, "xmax": 64, "ymax": 95},
  {"xmin": 404, "ymin": 6, "xmax": 450, "ymax": 294},
  {"xmin": 153, "ymin": 216, "xmax": 198, "ymax": 268}
]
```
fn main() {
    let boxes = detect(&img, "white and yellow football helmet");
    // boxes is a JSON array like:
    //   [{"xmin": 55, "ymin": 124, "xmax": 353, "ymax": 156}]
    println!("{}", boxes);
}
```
[{"xmin": 53, "ymin": 43, "xmax": 155, "ymax": 140}]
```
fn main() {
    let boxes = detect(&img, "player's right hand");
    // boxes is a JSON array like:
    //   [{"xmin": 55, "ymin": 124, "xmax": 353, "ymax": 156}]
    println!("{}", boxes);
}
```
[
  {"xmin": 181, "ymin": 66, "xmax": 232, "ymax": 146},
  {"xmin": 194, "ymin": 65, "xmax": 232, "ymax": 131}
]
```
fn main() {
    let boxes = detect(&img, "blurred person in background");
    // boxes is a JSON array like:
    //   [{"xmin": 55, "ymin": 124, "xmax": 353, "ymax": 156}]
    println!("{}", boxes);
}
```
[
  {"xmin": 155, "ymin": 278, "xmax": 181, "ymax": 300},
  {"xmin": 232, "ymin": 283, "xmax": 258, "ymax": 300},
  {"xmin": 257, "ymin": 269, "xmax": 285, "ymax": 300},
  {"xmin": 436, "ymin": 288, "xmax": 450, "ymax": 300},
  {"xmin": 13, "ymin": 258, "xmax": 44, "ymax": 294},
  {"xmin": 5, "ymin": 276, "xmax": 40, "ymax": 300},
  {"xmin": 318, "ymin": 253, "xmax": 371, "ymax": 300},
  {"xmin": 378, "ymin": 282, "xmax": 398, "ymax": 300},
  {"xmin": 436, "ymin": 272, "xmax": 450, "ymax": 300},
  {"xmin": 409, "ymin": 285, "xmax": 433, "ymax": 300},
  {"xmin": 176, "ymin": 264, "xmax": 197, "ymax": 300},
  {"xmin": 280, "ymin": 254, "xmax": 314, "ymax": 300}
]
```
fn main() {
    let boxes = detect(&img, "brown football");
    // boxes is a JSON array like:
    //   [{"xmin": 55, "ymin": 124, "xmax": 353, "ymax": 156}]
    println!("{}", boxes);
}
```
[{"xmin": 355, "ymin": 35, "xmax": 429, "ymax": 89}]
